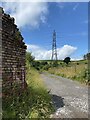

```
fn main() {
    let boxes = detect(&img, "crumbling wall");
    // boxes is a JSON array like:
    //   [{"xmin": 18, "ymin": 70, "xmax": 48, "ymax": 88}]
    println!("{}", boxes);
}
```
[{"xmin": 0, "ymin": 7, "xmax": 27, "ymax": 89}]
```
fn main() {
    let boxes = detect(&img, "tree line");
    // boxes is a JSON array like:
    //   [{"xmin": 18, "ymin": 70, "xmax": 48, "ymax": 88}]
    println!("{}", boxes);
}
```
[{"xmin": 26, "ymin": 52, "xmax": 71, "ymax": 71}]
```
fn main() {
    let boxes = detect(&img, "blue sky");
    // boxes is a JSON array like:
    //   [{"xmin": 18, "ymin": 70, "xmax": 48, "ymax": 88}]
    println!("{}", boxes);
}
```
[{"xmin": 1, "ymin": 2, "xmax": 88, "ymax": 60}]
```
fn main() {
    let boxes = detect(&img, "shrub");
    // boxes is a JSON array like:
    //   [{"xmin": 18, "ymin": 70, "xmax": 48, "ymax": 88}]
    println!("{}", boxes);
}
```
[
  {"xmin": 63, "ymin": 57, "xmax": 71, "ymax": 65},
  {"xmin": 77, "ymin": 63, "xmax": 79, "ymax": 65},
  {"xmin": 72, "ymin": 75, "xmax": 77, "ymax": 80},
  {"xmin": 43, "ymin": 65, "xmax": 50, "ymax": 71},
  {"xmin": 52, "ymin": 61, "xmax": 58, "ymax": 67}
]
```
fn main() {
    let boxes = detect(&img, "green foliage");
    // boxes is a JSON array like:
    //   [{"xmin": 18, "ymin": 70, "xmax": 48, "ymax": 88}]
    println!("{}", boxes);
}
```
[
  {"xmin": 52, "ymin": 61, "xmax": 58, "ymax": 67},
  {"xmin": 70, "ymin": 68, "xmax": 89, "ymax": 83},
  {"xmin": 47, "ymin": 60, "xmax": 90, "ymax": 84},
  {"xmin": 26, "ymin": 52, "xmax": 35, "ymax": 63},
  {"xmin": 63, "ymin": 57, "xmax": 71, "ymax": 65},
  {"xmin": 77, "ymin": 62, "xmax": 79, "ymax": 65},
  {"xmin": 83, "ymin": 52, "xmax": 90, "ymax": 60},
  {"xmin": 57, "ymin": 73, "xmax": 66, "ymax": 77},
  {"xmin": 32, "ymin": 61, "xmax": 41, "ymax": 70},
  {"xmin": 3, "ymin": 63, "xmax": 54, "ymax": 119},
  {"xmin": 3, "ymin": 82, "xmax": 28, "ymax": 119},
  {"xmin": 31, "ymin": 61, "xmax": 51, "ymax": 71},
  {"xmin": 26, "ymin": 54, "xmax": 50, "ymax": 71},
  {"xmin": 43, "ymin": 65, "xmax": 50, "ymax": 71}
]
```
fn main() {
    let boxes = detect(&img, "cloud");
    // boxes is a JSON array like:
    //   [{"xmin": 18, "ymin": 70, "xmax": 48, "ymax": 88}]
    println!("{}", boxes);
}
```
[
  {"xmin": 26, "ymin": 44, "xmax": 77, "ymax": 60},
  {"xmin": 57, "ymin": 45, "xmax": 77, "ymax": 59},
  {"xmin": 1, "ymin": 2, "xmax": 48, "ymax": 28},
  {"xmin": 71, "ymin": 57, "xmax": 83, "ymax": 61}
]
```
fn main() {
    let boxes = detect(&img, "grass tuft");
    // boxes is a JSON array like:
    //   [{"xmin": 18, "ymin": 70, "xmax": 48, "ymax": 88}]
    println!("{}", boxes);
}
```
[
  {"xmin": 48, "ymin": 61, "xmax": 88, "ymax": 84},
  {"xmin": 2, "ymin": 63, "xmax": 54, "ymax": 119}
]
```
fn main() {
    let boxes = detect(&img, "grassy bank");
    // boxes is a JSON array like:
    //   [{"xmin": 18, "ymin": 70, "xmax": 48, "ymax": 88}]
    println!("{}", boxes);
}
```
[
  {"xmin": 28, "ymin": 58, "xmax": 89, "ymax": 84},
  {"xmin": 26, "ymin": 65, "xmax": 54, "ymax": 119},
  {"xmin": 48, "ymin": 61, "xmax": 88, "ymax": 84},
  {"xmin": 3, "ymin": 62, "xmax": 54, "ymax": 119}
]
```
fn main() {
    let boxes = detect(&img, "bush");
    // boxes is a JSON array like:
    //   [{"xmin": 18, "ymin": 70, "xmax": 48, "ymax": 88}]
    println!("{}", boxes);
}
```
[
  {"xmin": 52, "ymin": 61, "xmax": 58, "ymax": 67},
  {"xmin": 77, "ymin": 63, "xmax": 79, "ymax": 65},
  {"xmin": 71, "ymin": 69, "xmax": 88, "ymax": 83},
  {"xmin": 26, "ymin": 52, "xmax": 35, "ymax": 67},
  {"xmin": 63, "ymin": 57, "xmax": 71, "ymax": 65},
  {"xmin": 71, "ymin": 75, "xmax": 77, "ymax": 80},
  {"xmin": 43, "ymin": 65, "xmax": 50, "ymax": 71}
]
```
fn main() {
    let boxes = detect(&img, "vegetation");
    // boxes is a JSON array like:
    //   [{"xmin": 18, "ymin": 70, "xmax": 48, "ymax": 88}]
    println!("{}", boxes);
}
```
[
  {"xmin": 83, "ymin": 52, "xmax": 90, "ymax": 60},
  {"xmin": 3, "ymin": 52, "xmax": 54, "ymax": 119},
  {"xmin": 25, "ymin": 52, "xmax": 90, "ymax": 84},
  {"xmin": 3, "ymin": 51, "xmax": 89, "ymax": 119},
  {"xmin": 25, "ymin": 52, "xmax": 89, "ymax": 83},
  {"xmin": 26, "ymin": 52, "xmax": 49, "ymax": 71},
  {"xmin": 26, "ymin": 52, "xmax": 35, "ymax": 67},
  {"xmin": 63, "ymin": 57, "xmax": 71, "ymax": 65},
  {"xmin": 48, "ymin": 60, "xmax": 89, "ymax": 84}
]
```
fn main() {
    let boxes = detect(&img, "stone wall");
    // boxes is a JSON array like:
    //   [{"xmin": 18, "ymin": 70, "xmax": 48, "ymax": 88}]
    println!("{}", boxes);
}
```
[{"xmin": 0, "ymin": 7, "xmax": 27, "ymax": 89}]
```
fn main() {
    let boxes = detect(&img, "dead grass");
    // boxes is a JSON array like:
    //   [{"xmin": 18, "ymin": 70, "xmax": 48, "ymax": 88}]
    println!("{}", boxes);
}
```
[{"xmin": 48, "ymin": 62, "xmax": 88, "ymax": 83}]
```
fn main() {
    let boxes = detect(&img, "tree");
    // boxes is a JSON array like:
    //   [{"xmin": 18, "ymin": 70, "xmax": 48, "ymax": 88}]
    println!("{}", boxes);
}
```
[
  {"xmin": 83, "ymin": 53, "xmax": 90, "ymax": 60},
  {"xmin": 87, "ymin": 53, "xmax": 90, "ymax": 60},
  {"xmin": 26, "ymin": 52, "xmax": 35, "ymax": 66},
  {"xmin": 83, "ymin": 54, "xmax": 87, "ymax": 60},
  {"xmin": 63, "ymin": 57, "xmax": 71, "ymax": 65}
]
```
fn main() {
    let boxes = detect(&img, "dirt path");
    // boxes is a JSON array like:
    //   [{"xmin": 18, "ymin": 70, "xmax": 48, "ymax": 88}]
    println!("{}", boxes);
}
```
[{"xmin": 41, "ymin": 72, "xmax": 89, "ymax": 118}]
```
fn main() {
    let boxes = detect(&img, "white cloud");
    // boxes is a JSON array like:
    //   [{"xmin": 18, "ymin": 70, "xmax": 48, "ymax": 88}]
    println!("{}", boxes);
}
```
[
  {"xmin": 71, "ymin": 57, "xmax": 83, "ymax": 61},
  {"xmin": 57, "ymin": 45, "xmax": 77, "ymax": 59},
  {"xmin": 26, "ymin": 44, "xmax": 77, "ymax": 60},
  {"xmin": 27, "ymin": 44, "xmax": 40, "ymax": 50},
  {"xmin": 1, "ymin": 2, "xmax": 48, "ymax": 28}
]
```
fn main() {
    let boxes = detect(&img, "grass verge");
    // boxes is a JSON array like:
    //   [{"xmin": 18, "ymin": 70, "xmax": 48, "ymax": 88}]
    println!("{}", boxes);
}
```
[
  {"xmin": 48, "ymin": 63, "xmax": 88, "ymax": 84},
  {"xmin": 2, "ymin": 64, "xmax": 54, "ymax": 119}
]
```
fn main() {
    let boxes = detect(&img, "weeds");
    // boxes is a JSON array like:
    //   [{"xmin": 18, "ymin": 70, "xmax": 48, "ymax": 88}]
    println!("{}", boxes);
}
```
[
  {"xmin": 2, "ymin": 63, "xmax": 54, "ymax": 119},
  {"xmin": 48, "ymin": 61, "xmax": 89, "ymax": 84}
]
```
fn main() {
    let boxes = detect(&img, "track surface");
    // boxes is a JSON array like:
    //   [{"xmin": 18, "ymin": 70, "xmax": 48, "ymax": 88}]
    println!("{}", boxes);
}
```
[{"xmin": 41, "ymin": 72, "xmax": 88, "ymax": 118}]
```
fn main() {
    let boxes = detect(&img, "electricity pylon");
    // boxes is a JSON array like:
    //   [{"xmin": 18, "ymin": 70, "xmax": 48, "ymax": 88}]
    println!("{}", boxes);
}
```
[{"xmin": 51, "ymin": 30, "xmax": 58, "ymax": 61}]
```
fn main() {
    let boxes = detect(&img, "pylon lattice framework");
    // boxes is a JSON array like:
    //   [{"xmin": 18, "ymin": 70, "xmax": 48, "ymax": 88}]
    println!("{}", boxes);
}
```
[{"xmin": 51, "ymin": 30, "xmax": 58, "ymax": 61}]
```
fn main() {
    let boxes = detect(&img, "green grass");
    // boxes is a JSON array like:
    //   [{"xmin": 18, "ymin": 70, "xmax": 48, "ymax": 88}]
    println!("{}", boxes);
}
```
[
  {"xmin": 2, "ymin": 62, "xmax": 54, "ymax": 119},
  {"xmin": 31, "ymin": 59, "xmax": 89, "ymax": 84},
  {"xmin": 48, "ymin": 60, "xmax": 88, "ymax": 84},
  {"xmin": 26, "ymin": 66, "xmax": 54, "ymax": 118}
]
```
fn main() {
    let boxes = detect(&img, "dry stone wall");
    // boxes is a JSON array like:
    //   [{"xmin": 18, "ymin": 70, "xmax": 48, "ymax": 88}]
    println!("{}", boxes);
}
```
[{"xmin": 0, "ymin": 7, "xmax": 27, "ymax": 89}]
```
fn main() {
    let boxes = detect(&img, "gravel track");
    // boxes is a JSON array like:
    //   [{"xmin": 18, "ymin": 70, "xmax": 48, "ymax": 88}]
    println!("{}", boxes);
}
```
[{"xmin": 41, "ymin": 72, "xmax": 89, "ymax": 118}]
